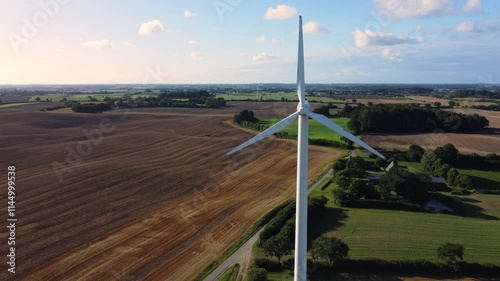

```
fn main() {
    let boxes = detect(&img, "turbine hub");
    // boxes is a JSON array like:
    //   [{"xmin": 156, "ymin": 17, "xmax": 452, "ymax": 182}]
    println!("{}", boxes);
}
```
[{"xmin": 297, "ymin": 100, "xmax": 310, "ymax": 114}]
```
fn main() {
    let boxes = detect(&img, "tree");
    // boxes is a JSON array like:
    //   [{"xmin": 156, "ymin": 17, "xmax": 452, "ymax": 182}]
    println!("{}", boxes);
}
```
[
  {"xmin": 407, "ymin": 144, "xmax": 425, "ymax": 162},
  {"xmin": 340, "ymin": 136, "xmax": 354, "ymax": 149},
  {"xmin": 421, "ymin": 151, "xmax": 442, "ymax": 176},
  {"xmin": 446, "ymin": 168, "xmax": 459, "ymax": 184},
  {"xmin": 434, "ymin": 102, "xmax": 441, "ymax": 107},
  {"xmin": 347, "ymin": 179, "xmax": 371, "ymax": 200},
  {"xmin": 374, "ymin": 157, "xmax": 388, "ymax": 170},
  {"xmin": 261, "ymin": 234, "xmax": 291, "ymax": 264},
  {"xmin": 246, "ymin": 266, "xmax": 267, "ymax": 281},
  {"xmin": 454, "ymin": 174, "xmax": 472, "ymax": 189},
  {"xmin": 35, "ymin": 97, "xmax": 41, "ymax": 102},
  {"xmin": 346, "ymin": 156, "xmax": 366, "ymax": 171},
  {"xmin": 435, "ymin": 143, "xmax": 459, "ymax": 165},
  {"xmin": 332, "ymin": 159, "xmax": 347, "ymax": 172},
  {"xmin": 437, "ymin": 242, "xmax": 464, "ymax": 267},
  {"xmin": 448, "ymin": 100, "xmax": 456, "ymax": 108},
  {"xmin": 233, "ymin": 109, "xmax": 257, "ymax": 124},
  {"xmin": 312, "ymin": 105, "xmax": 331, "ymax": 117},
  {"xmin": 311, "ymin": 236, "xmax": 349, "ymax": 266}
]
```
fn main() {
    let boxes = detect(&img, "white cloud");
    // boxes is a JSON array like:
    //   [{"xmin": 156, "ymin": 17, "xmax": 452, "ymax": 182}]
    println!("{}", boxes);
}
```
[
  {"xmin": 352, "ymin": 29, "xmax": 421, "ymax": 47},
  {"xmin": 264, "ymin": 5, "xmax": 297, "ymax": 20},
  {"xmin": 382, "ymin": 48, "xmax": 403, "ymax": 61},
  {"xmin": 271, "ymin": 37, "xmax": 284, "ymax": 44},
  {"xmin": 464, "ymin": 0, "xmax": 482, "ymax": 13},
  {"xmin": 184, "ymin": 10, "xmax": 198, "ymax": 18},
  {"xmin": 253, "ymin": 53, "xmax": 277, "ymax": 61},
  {"xmin": 374, "ymin": 0, "xmax": 455, "ymax": 19},
  {"xmin": 54, "ymin": 48, "xmax": 61, "ymax": 52},
  {"xmin": 190, "ymin": 52, "xmax": 203, "ymax": 60},
  {"xmin": 256, "ymin": 36, "xmax": 267, "ymax": 43},
  {"xmin": 81, "ymin": 40, "xmax": 113, "ymax": 50},
  {"xmin": 123, "ymin": 41, "xmax": 136, "ymax": 48},
  {"xmin": 240, "ymin": 52, "xmax": 248, "ymax": 57},
  {"xmin": 303, "ymin": 21, "xmax": 329, "ymax": 35},
  {"xmin": 188, "ymin": 39, "xmax": 198, "ymax": 45},
  {"xmin": 455, "ymin": 21, "xmax": 475, "ymax": 32},
  {"xmin": 138, "ymin": 19, "xmax": 164, "ymax": 36}
]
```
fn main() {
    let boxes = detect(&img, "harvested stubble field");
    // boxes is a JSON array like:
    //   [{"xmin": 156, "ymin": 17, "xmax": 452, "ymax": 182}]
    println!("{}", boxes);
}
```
[
  {"xmin": 0, "ymin": 104, "xmax": 341, "ymax": 281},
  {"xmin": 364, "ymin": 109, "xmax": 500, "ymax": 154}
]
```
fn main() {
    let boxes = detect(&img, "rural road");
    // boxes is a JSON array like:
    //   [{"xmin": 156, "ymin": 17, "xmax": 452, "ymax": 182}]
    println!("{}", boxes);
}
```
[{"xmin": 203, "ymin": 168, "xmax": 333, "ymax": 281}]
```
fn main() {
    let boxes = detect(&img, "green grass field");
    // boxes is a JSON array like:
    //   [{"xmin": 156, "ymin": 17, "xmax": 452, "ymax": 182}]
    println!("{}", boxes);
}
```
[
  {"xmin": 260, "ymin": 117, "xmax": 351, "ymax": 142},
  {"xmin": 0, "ymin": 103, "xmax": 35, "ymax": 109},
  {"xmin": 215, "ymin": 92, "xmax": 346, "ymax": 103},
  {"xmin": 310, "ymin": 183, "xmax": 500, "ymax": 264},
  {"xmin": 216, "ymin": 264, "xmax": 241, "ymax": 281}
]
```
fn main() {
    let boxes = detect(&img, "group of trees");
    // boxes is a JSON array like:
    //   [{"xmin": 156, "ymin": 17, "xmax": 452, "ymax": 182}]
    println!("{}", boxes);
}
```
[
  {"xmin": 332, "ymin": 157, "xmax": 383, "ymax": 202},
  {"xmin": 115, "ymin": 95, "xmax": 226, "ymax": 109},
  {"xmin": 332, "ymin": 152, "xmax": 431, "ymax": 204},
  {"xmin": 233, "ymin": 110, "xmax": 258, "ymax": 124},
  {"xmin": 421, "ymin": 144, "xmax": 472, "ymax": 193},
  {"xmin": 72, "ymin": 102, "xmax": 113, "ymax": 113},
  {"xmin": 347, "ymin": 104, "xmax": 489, "ymax": 134},
  {"xmin": 257, "ymin": 196, "xmax": 347, "ymax": 267},
  {"xmin": 471, "ymin": 104, "xmax": 500, "ymax": 111}
]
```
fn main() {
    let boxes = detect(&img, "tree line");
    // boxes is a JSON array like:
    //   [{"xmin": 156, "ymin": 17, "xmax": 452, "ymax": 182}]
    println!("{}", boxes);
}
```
[{"xmin": 347, "ymin": 104, "xmax": 489, "ymax": 134}]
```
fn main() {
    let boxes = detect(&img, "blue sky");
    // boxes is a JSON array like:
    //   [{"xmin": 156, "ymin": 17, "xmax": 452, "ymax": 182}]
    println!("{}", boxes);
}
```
[{"xmin": 1, "ymin": 0, "xmax": 499, "ymax": 84}]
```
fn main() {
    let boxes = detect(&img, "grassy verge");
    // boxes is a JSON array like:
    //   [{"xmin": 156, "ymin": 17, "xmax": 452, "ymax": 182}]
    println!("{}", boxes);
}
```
[
  {"xmin": 216, "ymin": 264, "xmax": 241, "ymax": 281},
  {"xmin": 0, "ymin": 103, "xmax": 35, "ymax": 109}
]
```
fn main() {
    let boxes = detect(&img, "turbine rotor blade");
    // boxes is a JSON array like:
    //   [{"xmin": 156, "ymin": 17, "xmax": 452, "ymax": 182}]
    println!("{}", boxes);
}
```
[
  {"xmin": 227, "ymin": 111, "xmax": 301, "ymax": 155},
  {"xmin": 307, "ymin": 112, "xmax": 386, "ymax": 160},
  {"xmin": 297, "ymin": 16, "xmax": 306, "ymax": 105}
]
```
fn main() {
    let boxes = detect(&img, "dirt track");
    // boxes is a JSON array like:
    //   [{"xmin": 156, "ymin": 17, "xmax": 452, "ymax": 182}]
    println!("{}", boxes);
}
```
[{"xmin": 0, "ymin": 105, "xmax": 341, "ymax": 280}]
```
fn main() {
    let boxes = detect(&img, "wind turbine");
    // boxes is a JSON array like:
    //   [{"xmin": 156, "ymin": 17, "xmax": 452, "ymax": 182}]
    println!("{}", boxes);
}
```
[{"xmin": 227, "ymin": 16, "xmax": 386, "ymax": 281}]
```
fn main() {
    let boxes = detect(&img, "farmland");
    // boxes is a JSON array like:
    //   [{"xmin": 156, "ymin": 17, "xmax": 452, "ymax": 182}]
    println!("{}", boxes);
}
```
[
  {"xmin": 0, "ymin": 103, "xmax": 342, "ymax": 280},
  {"xmin": 363, "ymin": 108, "xmax": 500, "ymax": 155},
  {"xmin": 260, "ymin": 117, "xmax": 351, "ymax": 141},
  {"xmin": 262, "ymin": 182, "xmax": 500, "ymax": 281}
]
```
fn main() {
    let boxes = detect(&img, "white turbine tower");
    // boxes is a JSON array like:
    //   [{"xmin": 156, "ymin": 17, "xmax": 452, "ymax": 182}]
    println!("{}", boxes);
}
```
[{"xmin": 227, "ymin": 16, "xmax": 386, "ymax": 281}]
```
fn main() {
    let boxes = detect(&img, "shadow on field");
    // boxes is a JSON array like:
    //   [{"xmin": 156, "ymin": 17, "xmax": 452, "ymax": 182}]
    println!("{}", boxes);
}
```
[
  {"xmin": 308, "ymin": 208, "xmax": 348, "ymax": 246},
  {"xmin": 469, "ymin": 175, "xmax": 500, "ymax": 190},
  {"xmin": 439, "ymin": 194, "xmax": 499, "ymax": 220},
  {"xmin": 309, "ymin": 272, "xmax": 403, "ymax": 281}
]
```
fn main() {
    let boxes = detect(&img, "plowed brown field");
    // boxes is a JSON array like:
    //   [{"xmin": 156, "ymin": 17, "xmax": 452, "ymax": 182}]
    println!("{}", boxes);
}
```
[{"xmin": 0, "ymin": 105, "xmax": 341, "ymax": 280}]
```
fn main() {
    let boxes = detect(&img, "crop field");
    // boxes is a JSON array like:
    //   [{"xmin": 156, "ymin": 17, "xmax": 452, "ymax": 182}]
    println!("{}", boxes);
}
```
[
  {"xmin": 261, "ymin": 117, "xmax": 351, "ymax": 141},
  {"xmin": 0, "ymin": 104, "xmax": 342, "ymax": 280},
  {"xmin": 329, "ymin": 207, "xmax": 500, "ymax": 263},
  {"xmin": 407, "ymin": 95, "xmax": 497, "ymax": 107},
  {"xmin": 310, "ymin": 184, "xmax": 500, "ymax": 264}
]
